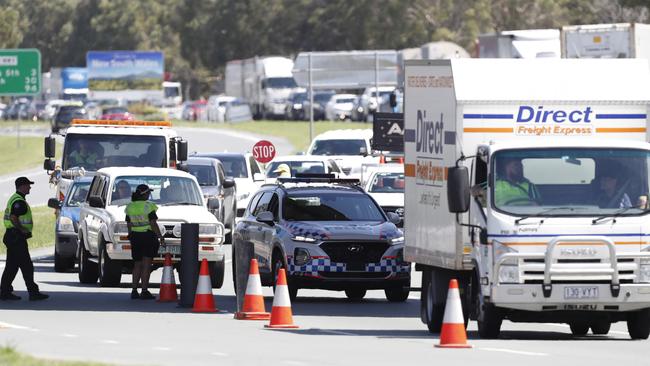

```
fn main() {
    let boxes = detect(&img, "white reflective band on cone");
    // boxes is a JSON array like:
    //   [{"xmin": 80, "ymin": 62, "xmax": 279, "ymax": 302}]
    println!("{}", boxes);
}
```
[
  {"xmin": 272, "ymin": 285, "xmax": 292, "ymax": 307},
  {"xmin": 245, "ymin": 274, "xmax": 263, "ymax": 296},
  {"xmin": 196, "ymin": 275, "xmax": 212, "ymax": 294},
  {"xmin": 442, "ymin": 287, "xmax": 464, "ymax": 324},
  {"xmin": 161, "ymin": 266, "xmax": 174, "ymax": 284}
]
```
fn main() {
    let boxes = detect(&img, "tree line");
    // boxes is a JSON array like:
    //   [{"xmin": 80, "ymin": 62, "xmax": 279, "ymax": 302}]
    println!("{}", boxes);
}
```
[{"xmin": 0, "ymin": 0, "xmax": 648, "ymax": 98}]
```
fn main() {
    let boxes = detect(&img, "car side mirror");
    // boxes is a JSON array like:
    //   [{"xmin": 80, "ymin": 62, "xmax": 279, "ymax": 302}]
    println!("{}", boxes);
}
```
[
  {"xmin": 207, "ymin": 197, "xmax": 220, "ymax": 210},
  {"xmin": 253, "ymin": 173, "xmax": 265, "ymax": 182},
  {"xmin": 387, "ymin": 212, "xmax": 401, "ymax": 225},
  {"xmin": 359, "ymin": 146, "xmax": 368, "ymax": 157},
  {"xmin": 223, "ymin": 178, "xmax": 236, "ymax": 189},
  {"xmin": 48, "ymin": 198, "xmax": 62, "ymax": 209},
  {"xmin": 44, "ymin": 159, "xmax": 56, "ymax": 171},
  {"xmin": 389, "ymin": 93, "xmax": 397, "ymax": 108},
  {"xmin": 44, "ymin": 136, "xmax": 56, "ymax": 158},
  {"xmin": 256, "ymin": 211, "xmax": 275, "ymax": 225},
  {"xmin": 447, "ymin": 166, "xmax": 470, "ymax": 213},
  {"xmin": 88, "ymin": 196, "xmax": 105, "ymax": 208},
  {"xmin": 177, "ymin": 140, "xmax": 188, "ymax": 162}
]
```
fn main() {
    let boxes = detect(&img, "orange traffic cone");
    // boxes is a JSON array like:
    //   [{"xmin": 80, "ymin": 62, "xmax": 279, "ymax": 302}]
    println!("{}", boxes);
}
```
[
  {"xmin": 192, "ymin": 258, "xmax": 217, "ymax": 313},
  {"xmin": 379, "ymin": 155, "xmax": 386, "ymax": 164},
  {"xmin": 435, "ymin": 279, "xmax": 471, "ymax": 348},
  {"xmin": 265, "ymin": 268, "xmax": 298, "ymax": 329},
  {"xmin": 235, "ymin": 259, "xmax": 271, "ymax": 320},
  {"xmin": 157, "ymin": 253, "xmax": 178, "ymax": 302}
]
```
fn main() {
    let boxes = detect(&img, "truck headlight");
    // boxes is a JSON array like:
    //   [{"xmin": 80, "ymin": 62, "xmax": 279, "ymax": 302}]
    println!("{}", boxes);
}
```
[
  {"xmin": 639, "ymin": 259, "xmax": 650, "ymax": 283},
  {"xmin": 294, "ymin": 248, "xmax": 311, "ymax": 266},
  {"xmin": 498, "ymin": 264, "xmax": 520, "ymax": 284},
  {"xmin": 57, "ymin": 216, "xmax": 75, "ymax": 232}
]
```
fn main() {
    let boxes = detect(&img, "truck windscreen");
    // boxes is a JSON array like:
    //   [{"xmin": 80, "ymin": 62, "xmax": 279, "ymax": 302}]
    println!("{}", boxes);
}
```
[
  {"xmin": 62, "ymin": 134, "xmax": 167, "ymax": 171},
  {"xmin": 491, "ymin": 148, "xmax": 650, "ymax": 217}
]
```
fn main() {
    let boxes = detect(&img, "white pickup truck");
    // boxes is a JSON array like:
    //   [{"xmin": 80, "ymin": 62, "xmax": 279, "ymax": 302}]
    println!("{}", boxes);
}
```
[{"xmin": 78, "ymin": 167, "xmax": 225, "ymax": 288}]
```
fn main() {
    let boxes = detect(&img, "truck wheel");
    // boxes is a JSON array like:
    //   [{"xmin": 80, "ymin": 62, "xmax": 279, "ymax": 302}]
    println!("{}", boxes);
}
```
[
  {"xmin": 384, "ymin": 286, "xmax": 409, "ymax": 302},
  {"xmin": 98, "ymin": 244, "xmax": 122, "ymax": 287},
  {"xmin": 590, "ymin": 321, "xmax": 611, "ymax": 335},
  {"xmin": 627, "ymin": 309, "xmax": 650, "ymax": 340},
  {"xmin": 569, "ymin": 322, "xmax": 589, "ymax": 336},
  {"xmin": 208, "ymin": 258, "xmax": 225, "ymax": 289},
  {"xmin": 421, "ymin": 268, "xmax": 446, "ymax": 333},
  {"xmin": 54, "ymin": 252, "xmax": 73, "ymax": 273},
  {"xmin": 345, "ymin": 289, "xmax": 367, "ymax": 301},
  {"xmin": 78, "ymin": 237, "xmax": 98, "ymax": 284},
  {"xmin": 476, "ymin": 277, "xmax": 502, "ymax": 338}
]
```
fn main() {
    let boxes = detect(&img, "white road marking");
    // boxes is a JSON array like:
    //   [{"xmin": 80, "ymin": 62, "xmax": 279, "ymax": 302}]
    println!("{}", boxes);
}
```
[
  {"xmin": 61, "ymin": 333, "xmax": 79, "ymax": 338},
  {"xmin": 211, "ymin": 352, "xmax": 228, "ymax": 357},
  {"xmin": 101, "ymin": 340, "xmax": 119, "ymax": 344},
  {"xmin": 0, "ymin": 321, "xmax": 39, "ymax": 332},
  {"xmin": 152, "ymin": 346, "xmax": 171, "ymax": 351},
  {"xmin": 480, "ymin": 347, "xmax": 549, "ymax": 356}
]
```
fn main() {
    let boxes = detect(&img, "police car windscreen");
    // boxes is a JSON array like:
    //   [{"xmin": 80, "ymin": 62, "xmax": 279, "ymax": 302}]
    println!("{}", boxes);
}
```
[
  {"xmin": 310, "ymin": 139, "xmax": 365, "ymax": 156},
  {"xmin": 63, "ymin": 134, "xmax": 166, "ymax": 170},
  {"xmin": 283, "ymin": 192, "xmax": 384, "ymax": 221},
  {"xmin": 492, "ymin": 148, "xmax": 650, "ymax": 217}
]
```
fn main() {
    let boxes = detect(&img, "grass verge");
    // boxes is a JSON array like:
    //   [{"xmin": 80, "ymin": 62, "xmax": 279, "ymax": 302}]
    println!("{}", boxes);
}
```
[
  {"xmin": 0, "ymin": 346, "xmax": 113, "ymax": 366},
  {"xmin": 172, "ymin": 120, "xmax": 370, "ymax": 152},
  {"xmin": 0, "ymin": 136, "xmax": 49, "ymax": 176},
  {"xmin": 0, "ymin": 206, "xmax": 56, "ymax": 255}
]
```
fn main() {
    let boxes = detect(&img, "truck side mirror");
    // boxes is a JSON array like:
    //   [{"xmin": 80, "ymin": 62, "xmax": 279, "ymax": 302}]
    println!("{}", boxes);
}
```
[
  {"xmin": 44, "ymin": 137, "xmax": 56, "ymax": 158},
  {"xmin": 44, "ymin": 159, "xmax": 56, "ymax": 171},
  {"xmin": 447, "ymin": 166, "xmax": 470, "ymax": 213},
  {"xmin": 177, "ymin": 140, "xmax": 188, "ymax": 162}
]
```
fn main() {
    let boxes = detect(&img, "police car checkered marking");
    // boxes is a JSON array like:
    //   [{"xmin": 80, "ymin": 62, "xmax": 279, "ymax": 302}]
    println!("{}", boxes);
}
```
[
  {"xmin": 288, "ymin": 257, "xmax": 409, "ymax": 275},
  {"xmin": 285, "ymin": 222, "xmax": 330, "ymax": 240},
  {"xmin": 366, "ymin": 258, "xmax": 410, "ymax": 273}
]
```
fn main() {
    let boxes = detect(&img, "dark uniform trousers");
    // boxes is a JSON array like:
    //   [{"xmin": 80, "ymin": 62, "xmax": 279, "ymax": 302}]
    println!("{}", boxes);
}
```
[{"xmin": 1, "ymin": 228, "xmax": 39, "ymax": 294}]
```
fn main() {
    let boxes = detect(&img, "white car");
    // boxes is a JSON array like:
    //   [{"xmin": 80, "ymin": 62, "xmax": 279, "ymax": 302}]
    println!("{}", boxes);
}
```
[
  {"xmin": 355, "ymin": 86, "xmax": 396, "ymax": 122},
  {"xmin": 207, "ymin": 95, "xmax": 236, "ymax": 122},
  {"xmin": 307, "ymin": 129, "xmax": 380, "ymax": 179},
  {"xmin": 324, "ymin": 94, "xmax": 357, "ymax": 120},
  {"xmin": 265, "ymin": 155, "xmax": 346, "ymax": 182},
  {"xmin": 192, "ymin": 152, "xmax": 265, "ymax": 217},
  {"xmin": 77, "ymin": 167, "xmax": 226, "ymax": 288},
  {"xmin": 363, "ymin": 165, "xmax": 405, "ymax": 227}
]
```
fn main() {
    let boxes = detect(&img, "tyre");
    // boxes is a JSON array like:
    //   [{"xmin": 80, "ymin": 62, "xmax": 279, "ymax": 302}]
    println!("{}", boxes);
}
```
[
  {"xmin": 98, "ymin": 244, "xmax": 122, "ymax": 287},
  {"xmin": 54, "ymin": 252, "xmax": 74, "ymax": 273},
  {"xmin": 345, "ymin": 289, "xmax": 367, "ymax": 301},
  {"xmin": 78, "ymin": 237, "xmax": 98, "ymax": 284},
  {"xmin": 476, "ymin": 274, "xmax": 502, "ymax": 338},
  {"xmin": 225, "ymin": 212, "xmax": 236, "ymax": 245},
  {"xmin": 421, "ymin": 268, "xmax": 446, "ymax": 333},
  {"xmin": 590, "ymin": 321, "xmax": 611, "ymax": 335},
  {"xmin": 569, "ymin": 322, "xmax": 590, "ymax": 336},
  {"xmin": 627, "ymin": 309, "xmax": 650, "ymax": 340},
  {"xmin": 272, "ymin": 254, "xmax": 297, "ymax": 301},
  {"xmin": 208, "ymin": 258, "xmax": 225, "ymax": 289},
  {"xmin": 384, "ymin": 286, "xmax": 409, "ymax": 302}
]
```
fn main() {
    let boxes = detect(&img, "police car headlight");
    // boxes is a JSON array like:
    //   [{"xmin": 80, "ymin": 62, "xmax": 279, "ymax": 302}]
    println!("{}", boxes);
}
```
[
  {"xmin": 57, "ymin": 216, "xmax": 75, "ymax": 232},
  {"xmin": 390, "ymin": 236, "xmax": 404, "ymax": 245},
  {"xmin": 639, "ymin": 258, "xmax": 650, "ymax": 283},
  {"xmin": 294, "ymin": 248, "xmax": 311, "ymax": 266},
  {"xmin": 292, "ymin": 235, "xmax": 316, "ymax": 243}
]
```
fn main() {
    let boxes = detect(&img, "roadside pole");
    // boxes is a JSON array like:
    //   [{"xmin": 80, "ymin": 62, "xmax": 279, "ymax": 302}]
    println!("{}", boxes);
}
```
[
  {"xmin": 374, "ymin": 51, "xmax": 379, "ymax": 123},
  {"xmin": 17, "ymin": 118, "xmax": 20, "ymax": 148},
  {"xmin": 308, "ymin": 52, "xmax": 314, "ymax": 143}
]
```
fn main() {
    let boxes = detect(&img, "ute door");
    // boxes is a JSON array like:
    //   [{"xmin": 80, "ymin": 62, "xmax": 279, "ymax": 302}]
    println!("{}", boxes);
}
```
[{"xmin": 85, "ymin": 175, "xmax": 109, "ymax": 256}]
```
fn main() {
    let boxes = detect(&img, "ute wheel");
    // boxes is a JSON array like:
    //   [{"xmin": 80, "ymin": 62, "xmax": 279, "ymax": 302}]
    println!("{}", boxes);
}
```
[
  {"xmin": 570, "ymin": 322, "xmax": 590, "ymax": 336},
  {"xmin": 421, "ymin": 268, "xmax": 445, "ymax": 333},
  {"xmin": 345, "ymin": 289, "xmax": 367, "ymax": 301},
  {"xmin": 78, "ymin": 236, "xmax": 98, "ymax": 284},
  {"xmin": 98, "ymin": 243, "xmax": 122, "ymax": 287},
  {"xmin": 590, "ymin": 321, "xmax": 611, "ymax": 335},
  {"xmin": 54, "ymin": 252, "xmax": 74, "ymax": 273},
  {"xmin": 384, "ymin": 286, "xmax": 409, "ymax": 302},
  {"xmin": 272, "ymin": 254, "xmax": 297, "ymax": 301},
  {"xmin": 627, "ymin": 309, "xmax": 650, "ymax": 340},
  {"xmin": 208, "ymin": 258, "xmax": 225, "ymax": 289}
]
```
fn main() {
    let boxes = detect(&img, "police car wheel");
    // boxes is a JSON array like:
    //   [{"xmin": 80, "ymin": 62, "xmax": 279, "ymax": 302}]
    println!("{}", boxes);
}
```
[
  {"xmin": 345, "ymin": 289, "xmax": 367, "ymax": 301},
  {"xmin": 384, "ymin": 286, "xmax": 409, "ymax": 302},
  {"xmin": 272, "ymin": 255, "xmax": 298, "ymax": 301}
]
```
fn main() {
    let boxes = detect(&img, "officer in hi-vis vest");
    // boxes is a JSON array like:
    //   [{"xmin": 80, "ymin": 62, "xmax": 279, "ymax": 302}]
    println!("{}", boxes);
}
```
[
  {"xmin": 125, "ymin": 184, "xmax": 165, "ymax": 300},
  {"xmin": 0, "ymin": 177, "xmax": 49, "ymax": 301}
]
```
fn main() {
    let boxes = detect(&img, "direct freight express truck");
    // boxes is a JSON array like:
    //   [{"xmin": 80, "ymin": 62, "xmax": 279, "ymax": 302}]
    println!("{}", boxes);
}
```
[{"xmin": 403, "ymin": 58, "xmax": 650, "ymax": 339}]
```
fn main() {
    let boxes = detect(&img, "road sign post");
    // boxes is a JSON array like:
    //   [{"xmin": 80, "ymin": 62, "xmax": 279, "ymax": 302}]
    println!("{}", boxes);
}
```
[
  {"xmin": 252, "ymin": 140, "xmax": 276, "ymax": 164},
  {"xmin": 0, "ymin": 49, "xmax": 41, "ymax": 148}
]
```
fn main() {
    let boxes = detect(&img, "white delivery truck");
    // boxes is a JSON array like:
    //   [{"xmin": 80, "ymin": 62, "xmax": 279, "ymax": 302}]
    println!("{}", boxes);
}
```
[
  {"xmin": 561, "ymin": 23, "xmax": 650, "ymax": 59},
  {"xmin": 404, "ymin": 58, "xmax": 650, "ymax": 339},
  {"xmin": 225, "ymin": 56, "xmax": 297, "ymax": 119},
  {"xmin": 478, "ymin": 29, "xmax": 561, "ymax": 58}
]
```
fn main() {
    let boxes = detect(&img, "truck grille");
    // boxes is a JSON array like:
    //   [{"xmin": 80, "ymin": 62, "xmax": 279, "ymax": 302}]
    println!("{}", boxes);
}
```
[{"xmin": 319, "ymin": 241, "xmax": 389, "ymax": 270}]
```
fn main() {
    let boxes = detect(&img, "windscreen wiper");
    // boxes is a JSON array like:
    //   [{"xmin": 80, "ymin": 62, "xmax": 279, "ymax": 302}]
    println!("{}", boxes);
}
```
[
  {"xmin": 592, "ymin": 207, "xmax": 649, "ymax": 224},
  {"xmin": 515, "ymin": 207, "xmax": 584, "ymax": 225}
]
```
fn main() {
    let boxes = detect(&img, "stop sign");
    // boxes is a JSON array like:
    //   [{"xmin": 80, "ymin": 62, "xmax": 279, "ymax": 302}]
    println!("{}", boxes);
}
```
[{"xmin": 252, "ymin": 140, "xmax": 276, "ymax": 163}]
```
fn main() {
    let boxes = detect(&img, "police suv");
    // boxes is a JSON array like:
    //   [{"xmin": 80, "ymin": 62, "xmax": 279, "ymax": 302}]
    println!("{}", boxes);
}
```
[
  {"xmin": 77, "ymin": 167, "xmax": 225, "ymax": 287},
  {"xmin": 233, "ymin": 175, "xmax": 410, "ymax": 301}
]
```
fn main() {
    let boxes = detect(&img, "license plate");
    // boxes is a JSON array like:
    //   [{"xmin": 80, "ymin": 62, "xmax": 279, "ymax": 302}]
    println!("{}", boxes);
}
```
[
  {"xmin": 158, "ymin": 245, "xmax": 181, "ymax": 255},
  {"xmin": 564, "ymin": 286, "xmax": 599, "ymax": 299}
]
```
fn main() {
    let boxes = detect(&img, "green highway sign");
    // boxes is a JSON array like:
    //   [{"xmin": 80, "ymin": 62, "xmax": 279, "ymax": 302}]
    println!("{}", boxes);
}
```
[{"xmin": 0, "ymin": 49, "xmax": 41, "ymax": 95}]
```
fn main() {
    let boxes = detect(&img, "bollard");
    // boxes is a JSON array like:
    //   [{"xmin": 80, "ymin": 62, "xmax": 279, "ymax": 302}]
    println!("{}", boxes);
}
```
[
  {"xmin": 235, "ymin": 240, "xmax": 254, "ymax": 312},
  {"xmin": 179, "ymin": 223, "xmax": 199, "ymax": 308}
]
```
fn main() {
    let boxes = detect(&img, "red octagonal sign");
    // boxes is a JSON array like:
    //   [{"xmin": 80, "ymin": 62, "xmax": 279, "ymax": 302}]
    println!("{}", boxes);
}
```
[{"xmin": 252, "ymin": 140, "xmax": 276, "ymax": 164}]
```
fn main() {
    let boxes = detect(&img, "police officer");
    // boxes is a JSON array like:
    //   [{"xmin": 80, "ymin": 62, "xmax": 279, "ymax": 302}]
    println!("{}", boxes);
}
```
[
  {"xmin": 125, "ymin": 184, "xmax": 165, "ymax": 300},
  {"xmin": 0, "ymin": 177, "xmax": 48, "ymax": 301}
]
